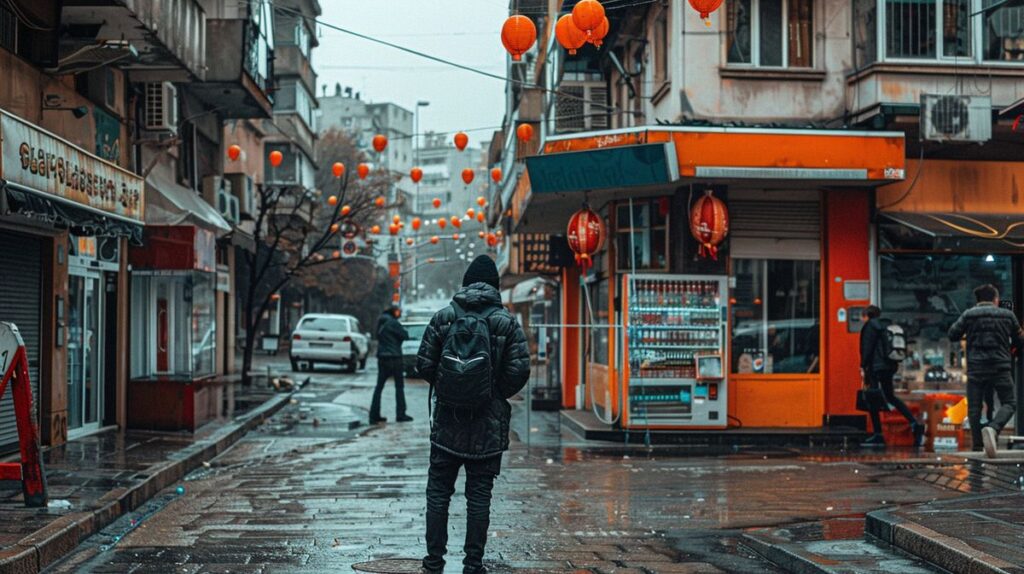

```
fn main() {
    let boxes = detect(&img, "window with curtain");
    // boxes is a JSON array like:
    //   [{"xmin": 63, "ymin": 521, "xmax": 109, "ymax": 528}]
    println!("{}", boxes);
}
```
[
  {"xmin": 616, "ymin": 199, "xmax": 668, "ymax": 271},
  {"xmin": 730, "ymin": 259, "xmax": 820, "ymax": 374},
  {"xmin": 983, "ymin": 0, "xmax": 1024, "ymax": 61},
  {"xmin": 727, "ymin": 0, "xmax": 814, "ymax": 67}
]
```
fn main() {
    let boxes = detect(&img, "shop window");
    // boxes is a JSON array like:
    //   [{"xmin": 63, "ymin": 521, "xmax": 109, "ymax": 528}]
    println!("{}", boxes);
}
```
[
  {"xmin": 131, "ymin": 274, "xmax": 217, "ymax": 379},
  {"xmin": 730, "ymin": 259, "xmax": 820, "ymax": 374},
  {"xmin": 586, "ymin": 278, "xmax": 611, "ymax": 365},
  {"xmin": 616, "ymin": 200, "xmax": 668, "ymax": 271},
  {"xmin": 727, "ymin": 0, "xmax": 814, "ymax": 68},
  {"xmin": 880, "ymin": 254, "xmax": 1013, "ymax": 391}
]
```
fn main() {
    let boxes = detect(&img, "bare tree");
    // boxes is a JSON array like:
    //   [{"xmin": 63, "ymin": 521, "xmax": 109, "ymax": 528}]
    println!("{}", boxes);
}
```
[{"xmin": 239, "ymin": 129, "xmax": 396, "ymax": 384}]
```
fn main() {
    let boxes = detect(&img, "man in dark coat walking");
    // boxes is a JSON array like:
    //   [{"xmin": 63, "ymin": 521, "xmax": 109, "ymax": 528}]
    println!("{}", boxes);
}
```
[
  {"xmin": 370, "ymin": 305, "xmax": 411, "ymax": 425},
  {"xmin": 948, "ymin": 284, "xmax": 1023, "ymax": 458},
  {"xmin": 416, "ymin": 255, "xmax": 530, "ymax": 574},
  {"xmin": 859, "ymin": 306, "xmax": 923, "ymax": 447}
]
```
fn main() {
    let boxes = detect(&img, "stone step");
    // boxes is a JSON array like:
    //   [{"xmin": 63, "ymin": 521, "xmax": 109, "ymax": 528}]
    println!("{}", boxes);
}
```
[{"xmin": 742, "ymin": 519, "xmax": 945, "ymax": 574}]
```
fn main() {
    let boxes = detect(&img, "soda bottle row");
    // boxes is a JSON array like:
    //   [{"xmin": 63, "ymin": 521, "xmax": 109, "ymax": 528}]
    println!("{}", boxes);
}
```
[
  {"xmin": 634, "ymin": 328, "xmax": 718, "ymax": 347},
  {"xmin": 632, "ymin": 279, "xmax": 719, "ymax": 310},
  {"xmin": 632, "ymin": 309, "xmax": 719, "ymax": 326}
]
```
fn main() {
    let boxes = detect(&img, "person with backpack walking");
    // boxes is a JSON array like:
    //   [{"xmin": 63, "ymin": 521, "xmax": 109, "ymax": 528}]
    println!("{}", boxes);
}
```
[
  {"xmin": 370, "ymin": 305, "xmax": 412, "ymax": 425},
  {"xmin": 860, "ymin": 305, "xmax": 924, "ymax": 447},
  {"xmin": 415, "ymin": 255, "xmax": 530, "ymax": 574},
  {"xmin": 948, "ymin": 284, "xmax": 1023, "ymax": 458}
]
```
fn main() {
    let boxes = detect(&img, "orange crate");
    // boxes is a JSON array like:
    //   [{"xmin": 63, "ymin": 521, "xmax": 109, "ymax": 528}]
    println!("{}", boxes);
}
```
[{"xmin": 880, "ymin": 407, "xmax": 919, "ymax": 447}]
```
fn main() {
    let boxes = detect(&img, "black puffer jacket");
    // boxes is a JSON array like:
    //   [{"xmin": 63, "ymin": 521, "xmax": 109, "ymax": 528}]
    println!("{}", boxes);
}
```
[
  {"xmin": 860, "ymin": 317, "xmax": 896, "ymax": 373},
  {"xmin": 948, "ymin": 302, "xmax": 1022, "ymax": 374},
  {"xmin": 376, "ymin": 312, "xmax": 408, "ymax": 358},
  {"xmin": 416, "ymin": 283, "xmax": 530, "ymax": 459}
]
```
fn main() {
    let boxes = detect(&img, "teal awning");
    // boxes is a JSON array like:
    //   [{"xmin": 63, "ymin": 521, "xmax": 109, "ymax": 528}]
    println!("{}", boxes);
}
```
[{"xmin": 525, "ymin": 142, "xmax": 679, "ymax": 195}]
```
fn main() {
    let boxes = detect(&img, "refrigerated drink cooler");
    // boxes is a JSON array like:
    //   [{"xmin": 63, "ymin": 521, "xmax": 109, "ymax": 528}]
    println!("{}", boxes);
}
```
[{"xmin": 622, "ymin": 274, "xmax": 729, "ymax": 429}]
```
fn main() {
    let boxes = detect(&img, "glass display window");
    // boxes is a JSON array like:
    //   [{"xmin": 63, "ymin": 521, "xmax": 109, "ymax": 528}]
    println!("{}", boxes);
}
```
[
  {"xmin": 616, "ymin": 199, "xmax": 669, "ymax": 271},
  {"xmin": 131, "ymin": 272, "xmax": 217, "ymax": 380}
]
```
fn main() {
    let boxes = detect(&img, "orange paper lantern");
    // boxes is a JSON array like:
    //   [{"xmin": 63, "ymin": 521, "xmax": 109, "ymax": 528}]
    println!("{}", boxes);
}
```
[
  {"xmin": 590, "ymin": 17, "xmax": 610, "ymax": 46},
  {"xmin": 357, "ymin": 163, "xmax": 370, "ymax": 180},
  {"xmin": 516, "ymin": 123, "xmax": 534, "ymax": 142},
  {"xmin": 389, "ymin": 223, "xmax": 400, "ymax": 236},
  {"xmin": 688, "ymin": 0, "xmax": 723, "ymax": 25},
  {"xmin": 572, "ymin": 0, "xmax": 606, "ymax": 38},
  {"xmin": 270, "ymin": 293, "xmax": 281, "ymax": 301},
  {"xmin": 406, "ymin": 238, "xmax": 415, "ymax": 246},
  {"xmin": 410, "ymin": 167, "xmax": 423, "ymax": 183},
  {"xmin": 371, "ymin": 225, "xmax": 381, "ymax": 234},
  {"xmin": 227, "ymin": 144, "xmax": 241, "ymax": 162},
  {"xmin": 461, "ymin": 168, "xmax": 475, "ymax": 185},
  {"xmin": 490, "ymin": 167, "xmax": 502, "ymax": 183},
  {"xmin": 393, "ymin": 214, "xmax": 402, "ymax": 225},
  {"xmin": 487, "ymin": 233, "xmax": 499, "ymax": 247},
  {"xmin": 453, "ymin": 233, "xmax": 460, "ymax": 241},
  {"xmin": 375, "ymin": 196, "xmax": 386, "ymax": 208},
  {"xmin": 467, "ymin": 208, "xmax": 476, "ymax": 219},
  {"xmin": 451, "ymin": 216, "xmax": 462, "ymax": 229},
  {"xmin": 393, "ymin": 293, "xmax": 401, "ymax": 303},
  {"xmin": 567, "ymin": 206, "xmax": 605, "ymax": 270},
  {"xmin": 479, "ymin": 231, "xmax": 486, "ymax": 238},
  {"xmin": 501, "ymin": 15, "xmax": 537, "ymax": 62},
  {"xmin": 327, "ymin": 195, "xmax": 338, "ymax": 206},
  {"xmin": 477, "ymin": 196, "xmax": 487, "ymax": 207},
  {"xmin": 556, "ymin": 14, "xmax": 587, "ymax": 55},
  {"xmin": 454, "ymin": 132, "xmax": 469, "ymax": 151},
  {"xmin": 341, "ymin": 205, "xmax": 352, "ymax": 217},
  {"xmin": 269, "ymin": 150, "xmax": 284, "ymax": 167},
  {"xmin": 330, "ymin": 223, "xmax": 340, "ymax": 233},
  {"xmin": 430, "ymin": 236, "xmax": 440, "ymax": 245},
  {"xmin": 438, "ymin": 218, "xmax": 447, "ymax": 229},
  {"xmin": 477, "ymin": 212, "xmax": 485, "ymax": 223},
  {"xmin": 332, "ymin": 162, "xmax": 345, "ymax": 178},
  {"xmin": 412, "ymin": 217, "xmax": 422, "ymax": 231},
  {"xmin": 690, "ymin": 189, "xmax": 729, "ymax": 259},
  {"xmin": 372, "ymin": 134, "xmax": 388, "ymax": 153},
  {"xmin": 432, "ymin": 198, "xmax": 442, "ymax": 209}
]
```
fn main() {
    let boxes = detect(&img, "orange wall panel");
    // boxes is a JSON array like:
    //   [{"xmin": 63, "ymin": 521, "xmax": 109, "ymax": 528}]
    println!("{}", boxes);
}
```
[
  {"xmin": 730, "ymin": 377, "xmax": 822, "ymax": 428},
  {"xmin": 561, "ymin": 269, "xmax": 581, "ymax": 409},
  {"xmin": 878, "ymin": 159, "xmax": 1024, "ymax": 214}
]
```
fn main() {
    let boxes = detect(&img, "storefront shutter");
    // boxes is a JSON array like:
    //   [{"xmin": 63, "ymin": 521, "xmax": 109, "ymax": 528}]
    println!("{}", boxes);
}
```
[
  {"xmin": 0, "ymin": 231, "xmax": 42, "ymax": 454},
  {"xmin": 727, "ymin": 190, "xmax": 821, "ymax": 260}
]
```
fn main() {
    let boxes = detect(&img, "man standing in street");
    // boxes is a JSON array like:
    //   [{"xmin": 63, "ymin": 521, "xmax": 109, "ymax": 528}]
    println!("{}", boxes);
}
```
[
  {"xmin": 948, "ymin": 284, "xmax": 1023, "ymax": 458},
  {"xmin": 370, "ymin": 305, "xmax": 412, "ymax": 425},
  {"xmin": 416, "ymin": 255, "xmax": 530, "ymax": 574}
]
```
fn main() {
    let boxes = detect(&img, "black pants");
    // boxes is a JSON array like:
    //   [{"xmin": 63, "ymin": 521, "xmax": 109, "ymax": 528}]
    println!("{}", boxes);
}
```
[
  {"xmin": 423, "ymin": 446, "xmax": 501, "ymax": 573},
  {"xmin": 867, "ymin": 369, "xmax": 918, "ymax": 434},
  {"xmin": 967, "ymin": 370, "xmax": 1016, "ymax": 447},
  {"xmin": 370, "ymin": 357, "xmax": 406, "ymax": 420}
]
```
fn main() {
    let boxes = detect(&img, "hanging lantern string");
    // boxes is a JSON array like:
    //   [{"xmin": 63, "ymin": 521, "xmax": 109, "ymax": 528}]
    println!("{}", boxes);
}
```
[
  {"xmin": 516, "ymin": 0, "xmax": 658, "ymax": 15},
  {"xmin": 255, "ymin": 1, "xmax": 621, "ymax": 113}
]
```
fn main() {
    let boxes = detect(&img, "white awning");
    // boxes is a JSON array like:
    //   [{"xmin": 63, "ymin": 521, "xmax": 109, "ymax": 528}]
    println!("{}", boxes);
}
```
[{"xmin": 144, "ymin": 170, "xmax": 231, "ymax": 235}]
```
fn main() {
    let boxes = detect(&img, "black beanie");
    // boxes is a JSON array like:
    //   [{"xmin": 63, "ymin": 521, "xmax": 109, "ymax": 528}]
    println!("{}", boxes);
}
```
[{"xmin": 462, "ymin": 255, "xmax": 500, "ymax": 289}]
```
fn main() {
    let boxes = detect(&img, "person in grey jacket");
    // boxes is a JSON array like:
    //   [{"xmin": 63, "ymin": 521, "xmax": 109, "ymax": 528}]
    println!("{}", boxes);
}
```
[
  {"xmin": 416, "ymin": 255, "xmax": 530, "ymax": 574},
  {"xmin": 948, "ymin": 284, "xmax": 1023, "ymax": 458}
]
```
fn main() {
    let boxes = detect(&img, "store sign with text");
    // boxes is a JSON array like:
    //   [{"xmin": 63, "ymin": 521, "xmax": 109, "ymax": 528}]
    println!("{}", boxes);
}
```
[{"xmin": 0, "ymin": 110, "xmax": 144, "ymax": 222}]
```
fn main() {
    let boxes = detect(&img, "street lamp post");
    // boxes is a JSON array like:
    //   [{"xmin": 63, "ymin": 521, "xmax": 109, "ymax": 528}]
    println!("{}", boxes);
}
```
[{"xmin": 411, "ymin": 100, "xmax": 429, "ymax": 300}]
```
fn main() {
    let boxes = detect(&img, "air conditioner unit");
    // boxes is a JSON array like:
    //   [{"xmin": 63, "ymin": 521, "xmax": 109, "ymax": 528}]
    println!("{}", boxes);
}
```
[
  {"xmin": 555, "ymin": 81, "xmax": 609, "ymax": 133},
  {"xmin": 215, "ymin": 189, "xmax": 240, "ymax": 224},
  {"xmin": 226, "ymin": 173, "xmax": 256, "ymax": 216},
  {"xmin": 143, "ymin": 82, "xmax": 178, "ymax": 133},
  {"xmin": 921, "ymin": 94, "xmax": 992, "ymax": 143},
  {"xmin": 202, "ymin": 175, "xmax": 232, "ymax": 205}
]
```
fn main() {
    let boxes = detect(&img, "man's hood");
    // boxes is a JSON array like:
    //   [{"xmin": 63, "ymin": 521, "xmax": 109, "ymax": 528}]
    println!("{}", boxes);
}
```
[{"xmin": 453, "ymin": 282, "xmax": 502, "ymax": 311}]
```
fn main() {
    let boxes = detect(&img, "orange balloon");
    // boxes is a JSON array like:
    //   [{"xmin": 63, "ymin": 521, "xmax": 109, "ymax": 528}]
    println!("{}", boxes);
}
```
[
  {"xmin": 389, "ymin": 223, "xmax": 400, "ymax": 236},
  {"xmin": 490, "ymin": 167, "xmax": 502, "ymax": 183},
  {"xmin": 487, "ymin": 233, "xmax": 499, "ymax": 247},
  {"xmin": 412, "ymin": 217, "xmax": 422, "ymax": 231},
  {"xmin": 327, "ymin": 195, "xmax": 338, "ymax": 206},
  {"xmin": 454, "ymin": 132, "xmax": 469, "ymax": 151},
  {"xmin": 375, "ymin": 196, "xmax": 386, "ymax": 208},
  {"xmin": 430, "ymin": 236, "xmax": 440, "ymax": 245},
  {"xmin": 372, "ymin": 134, "xmax": 388, "ymax": 153},
  {"xmin": 371, "ymin": 225, "xmax": 381, "ymax": 234},
  {"xmin": 269, "ymin": 150, "xmax": 284, "ymax": 167},
  {"xmin": 411, "ymin": 167, "xmax": 423, "ymax": 183},
  {"xmin": 332, "ymin": 250, "xmax": 341, "ymax": 258},
  {"xmin": 453, "ymin": 233, "xmax": 460, "ymax": 241},
  {"xmin": 438, "ymin": 218, "xmax": 447, "ymax": 229},
  {"xmin": 332, "ymin": 162, "xmax": 345, "ymax": 178},
  {"xmin": 432, "ymin": 198, "xmax": 442, "ymax": 209},
  {"xmin": 556, "ymin": 14, "xmax": 587, "ymax": 55},
  {"xmin": 572, "ymin": 0, "xmax": 606, "ymax": 37},
  {"xmin": 341, "ymin": 205, "xmax": 352, "ymax": 217},
  {"xmin": 461, "ymin": 168, "xmax": 475, "ymax": 185},
  {"xmin": 501, "ymin": 15, "xmax": 537, "ymax": 61},
  {"xmin": 477, "ymin": 196, "xmax": 487, "ymax": 207},
  {"xmin": 330, "ymin": 223, "xmax": 340, "ymax": 233},
  {"xmin": 467, "ymin": 208, "xmax": 476, "ymax": 219},
  {"xmin": 516, "ymin": 123, "xmax": 534, "ymax": 142},
  {"xmin": 393, "ymin": 214, "xmax": 401, "ymax": 225},
  {"xmin": 590, "ymin": 16, "xmax": 610, "ymax": 46},
  {"xmin": 451, "ymin": 216, "xmax": 462, "ymax": 228},
  {"xmin": 227, "ymin": 144, "xmax": 241, "ymax": 162},
  {"xmin": 477, "ymin": 212, "xmax": 485, "ymax": 223},
  {"xmin": 358, "ymin": 163, "xmax": 370, "ymax": 179},
  {"xmin": 406, "ymin": 238, "xmax": 415, "ymax": 246}
]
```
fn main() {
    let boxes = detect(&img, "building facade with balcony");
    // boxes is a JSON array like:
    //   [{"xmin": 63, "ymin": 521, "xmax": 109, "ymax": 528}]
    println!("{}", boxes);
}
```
[{"xmin": 501, "ymin": 0, "xmax": 1024, "ymax": 438}]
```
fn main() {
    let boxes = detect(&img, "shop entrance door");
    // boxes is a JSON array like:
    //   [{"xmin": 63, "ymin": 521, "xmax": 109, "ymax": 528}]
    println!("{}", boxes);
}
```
[{"xmin": 67, "ymin": 269, "xmax": 103, "ymax": 437}]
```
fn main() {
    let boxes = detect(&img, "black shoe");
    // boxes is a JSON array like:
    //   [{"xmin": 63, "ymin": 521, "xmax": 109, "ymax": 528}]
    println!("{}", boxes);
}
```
[
  {"xmin": 369, "ymin": 416, "xmax": 387, "ymax": 425},
  {"xmin": 397, "ymin": 415, "xmax": 414, "ymax": 422},
  {"xmin": 463, "ymin": 567, "xmax": 487, "ymax": 574},
  {"xmin": 912, "ymin": 423, "xmax": 925, "ymax": 447},
  {"xmin": 861, "ymin": 434, "xmax": 886, "ymax": 447}
]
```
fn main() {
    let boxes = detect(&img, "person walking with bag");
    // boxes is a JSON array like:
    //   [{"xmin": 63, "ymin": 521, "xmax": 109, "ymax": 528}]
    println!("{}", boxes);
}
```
[
  {"xmin": 415, "ymin": 255, "xmax": 530, "ymax": 574},
  {"xmin": 948, "ymin": 284, "xmax": 1023, "ymax": 458},
  {"xmin": 860, "ymin": 306, "xmax": 924, "ymax": 447},
  {"xmin": 369, "ymin": 305, "xmax": 412, "ymax": 425}
]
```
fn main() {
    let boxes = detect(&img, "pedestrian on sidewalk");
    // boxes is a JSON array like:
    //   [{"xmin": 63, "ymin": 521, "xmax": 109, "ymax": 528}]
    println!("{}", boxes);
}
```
[
  {"xmin": 859, "ymin": 306, "xmax": 925, "ymax": 447},
  {"xmin": 370, "ymin": 305, "xmax": 412, "ymax": 425},
  {"xmin": 948, "ymin": 284, "xmax": 1023, "ymax": 458},
  {"xmin": 416, "ymin": 255, "xmax": 530, "ymax": 574}
]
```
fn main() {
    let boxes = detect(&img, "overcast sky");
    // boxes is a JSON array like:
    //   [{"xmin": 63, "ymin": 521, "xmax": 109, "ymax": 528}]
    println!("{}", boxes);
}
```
[{"xmin": 315, "ymin": 1, "xmax": 509, "ymax": 146}]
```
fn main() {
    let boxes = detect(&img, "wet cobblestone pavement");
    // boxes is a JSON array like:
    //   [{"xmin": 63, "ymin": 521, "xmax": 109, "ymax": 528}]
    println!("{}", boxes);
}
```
[{"xmin": 44, "ymin": 365, "xmax": 974, "ymax": 573}]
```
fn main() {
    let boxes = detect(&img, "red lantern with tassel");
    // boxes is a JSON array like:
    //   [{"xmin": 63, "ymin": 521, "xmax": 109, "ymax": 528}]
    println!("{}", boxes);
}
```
[
  {"xmin": 556, "ymin": 14, "xmax": 587, "ymax": 55},
  {"xmin": 357, "ymin": 163, "xmax": 370, "ymax": 180},
  {"xmin": 516, "ymin": 123, "xmax": 534, "ymax": 142},
  {"xmin": 332, "ymin": 162, "xmax": 345, "ymax": 178},
  {"xmin": 688, "ymin": 0, "xmax": 724, "ymax": 26},
  {"xmin": 461, "ymin": 168, "xmax": 475, "ymax": 185},
  {"xmin": 589, "ymin": 17, "xmax": 609, "ymax": 46},
  {"xmin": 689, "ymin": 189, "xmax": 729, "ymax": 259},
  {"xmin": 227, "ymin": 144, "xmax": 242, "ymax": 162},
  {"xmin": 454, "ymin": 132, "xmax": 469, "ymax": 151},
  {"xmin": 572, "ymin": 0, "xmax": 606, "ymax": 38},
  {"xmin": 567, "ymin": 206, "xmax": 605, "ymax": 270}
]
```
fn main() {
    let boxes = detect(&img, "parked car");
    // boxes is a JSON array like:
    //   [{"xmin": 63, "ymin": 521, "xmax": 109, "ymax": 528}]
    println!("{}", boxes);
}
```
[
  {"xmin": 401, "ymin": 322, "xmax": 429, "ymax": 377},
  {"xmin": 290, "ymin": 314, "xmax": 369, "ymax": 373}
]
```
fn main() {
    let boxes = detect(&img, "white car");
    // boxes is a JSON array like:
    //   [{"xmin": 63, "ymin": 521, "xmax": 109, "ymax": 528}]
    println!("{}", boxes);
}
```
[
  {"xmin": 289, "ymin": 314, "xmax": 369, "ymax": 373},
  {"xmin": 401, "ymin": 322, "xmax": 429, "ymax": 377}
]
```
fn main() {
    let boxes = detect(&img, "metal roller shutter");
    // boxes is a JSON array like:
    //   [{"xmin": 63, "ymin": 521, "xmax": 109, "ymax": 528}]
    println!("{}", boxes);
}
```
[
  {"xmin": 0, "ymin": 231, "xmax": 42, "ymax": 454},
  {"xmin": 728, "ymin": 190, "xmax": 821, "ymax": 260}
]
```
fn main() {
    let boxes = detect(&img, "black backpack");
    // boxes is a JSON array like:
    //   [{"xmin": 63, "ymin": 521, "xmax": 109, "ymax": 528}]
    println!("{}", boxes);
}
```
[{"xmin": 434, "ymin": 302, "xmax": 500, "ymax": 410}]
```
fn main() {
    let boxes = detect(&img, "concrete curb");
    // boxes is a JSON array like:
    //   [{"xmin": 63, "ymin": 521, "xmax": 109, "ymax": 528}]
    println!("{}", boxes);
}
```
[
  {"xmin": 740, "ymin": 531, "xmax": 839, "ymax": 574},
  {"xmin": 0, "ymin": 392, "xmax": 293, "ymax": 574},
  {"xmin": 866, "ymin": 509, "xmax": 1017, "ymax": 574}
]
